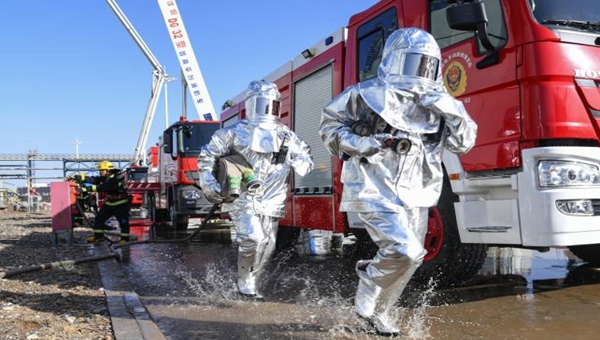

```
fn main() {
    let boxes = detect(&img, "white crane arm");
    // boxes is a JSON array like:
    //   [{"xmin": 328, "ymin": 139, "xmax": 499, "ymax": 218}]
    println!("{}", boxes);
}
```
[
  {"xmin": 156, "ymin": 0, "xmax": 216, "ymax": 120},
  {"xmin": 105, "ymin": 0, "xmax": 168, "ymax": 165}
]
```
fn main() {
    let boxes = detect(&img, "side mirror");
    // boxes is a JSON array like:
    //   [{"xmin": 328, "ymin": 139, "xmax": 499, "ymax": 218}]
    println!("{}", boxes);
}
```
[
  {"xmin": 446, "ymin": 1, "xmax": 487, "ymax": 31},
  {"xmin": 163, "ymin": 130, "xmax": 173, "ymax": 154},
  {"xmin": 446, "ymin": 1, "xmax": 495, "ymax": 51},
  {"xmin": 183, "ymin": 125, "xmax": 193, "ymax": 138}
]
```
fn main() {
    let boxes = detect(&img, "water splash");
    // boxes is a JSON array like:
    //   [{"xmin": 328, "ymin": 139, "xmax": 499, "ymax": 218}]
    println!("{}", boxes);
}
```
[
  {"xmin": 130, "ymin": 237, "xmax": 439, "ymax": 339},
  {"xmin": 174, "ymin": 261, "xmax": 238, "ymax": 307},
  {"xmin": 400, "ymin": 278, "xmax": 436, "ymax": 339}
]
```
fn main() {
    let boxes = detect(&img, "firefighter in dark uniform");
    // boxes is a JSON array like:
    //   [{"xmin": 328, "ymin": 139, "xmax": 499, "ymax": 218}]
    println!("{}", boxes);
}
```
[{"xmin": 77, "ymin": 161, "xmax": 130, "ymax": 243}]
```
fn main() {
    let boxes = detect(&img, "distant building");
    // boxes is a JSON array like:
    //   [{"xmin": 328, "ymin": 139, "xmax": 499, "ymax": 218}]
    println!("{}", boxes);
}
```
[
  {"xmin": 17, "ymin": 185, "xmax": 50, "ymax": 203},
  {"xmin": 0, "ymin": 188, "xmax": 20, "ymax": 210}
]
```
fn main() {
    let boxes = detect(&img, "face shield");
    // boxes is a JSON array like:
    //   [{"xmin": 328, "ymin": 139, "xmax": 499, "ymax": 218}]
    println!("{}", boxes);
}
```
[
  {"xmin": 246, "ymin": 95, "xmax": 281, "ymax": 118},
  {"xmin": 401, "ymin": 53, "xmax": 439, "ymax": 81},
  {"xmin": 244, "ymin": 80, "xmax": 282, "ymax": 123},
  {"xmin": 382, "ymin": 50, "xmax": 440, "ymax": 81},
  {"xmin": 377, "ymin": 28, "xmax": 442, "ymax": 86}
]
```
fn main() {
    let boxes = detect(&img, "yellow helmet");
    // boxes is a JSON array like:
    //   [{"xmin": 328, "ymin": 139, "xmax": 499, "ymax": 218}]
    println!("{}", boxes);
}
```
[{"xmin": 97, "ymin": 160, "xmax": 115, "ymax": 171}]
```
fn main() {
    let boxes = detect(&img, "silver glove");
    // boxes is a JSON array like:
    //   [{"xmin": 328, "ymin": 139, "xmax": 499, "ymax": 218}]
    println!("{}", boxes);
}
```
[
  {"xmin": 203, "ymin": 182, "xmax": 223, "ymax": 204},
  {"xmin": 356, "ymin": 133, "xmax": 394, "ymax": 158},
  {"xmin": 372, "ymin": 133, "xmax": 394, "ymax": 146}
]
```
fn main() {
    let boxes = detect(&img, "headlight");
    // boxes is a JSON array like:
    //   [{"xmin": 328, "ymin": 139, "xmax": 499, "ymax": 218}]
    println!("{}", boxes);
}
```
[
  {"xmin": 556, "ymin": 199, "xmax": 594, "ymax": 216},
  {"xmin": 182, "ymin": 190, "xmax": 202, "ymax": 199},
  {"xmin": 538, "ymin": 160, "xmax": 600, "ymax": 187}
]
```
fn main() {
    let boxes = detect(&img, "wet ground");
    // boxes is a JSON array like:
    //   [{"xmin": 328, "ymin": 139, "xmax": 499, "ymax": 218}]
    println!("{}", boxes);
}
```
[{"xmin": 117, "ymin": 225, "xmax": 600, "ymax": 340}]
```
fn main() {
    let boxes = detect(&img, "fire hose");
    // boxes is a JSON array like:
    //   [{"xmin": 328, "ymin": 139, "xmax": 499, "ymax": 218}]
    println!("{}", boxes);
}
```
[{"xmin": 0, "ymin": 203, "xmax": 219, "ymax": 279}]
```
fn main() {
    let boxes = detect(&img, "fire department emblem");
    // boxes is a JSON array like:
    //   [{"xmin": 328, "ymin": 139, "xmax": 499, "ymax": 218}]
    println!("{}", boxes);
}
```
[{"xmin": 444, "ymin": 61, "xmax": 467, "ymax": 96}]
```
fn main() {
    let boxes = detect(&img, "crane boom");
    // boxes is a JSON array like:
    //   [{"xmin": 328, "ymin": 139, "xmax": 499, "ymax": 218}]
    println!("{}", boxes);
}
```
[
  {"xmin": 156, "ymin": 0, "xmax": 216, "ymax": 120},
  {"xmin": 104, "ymin": 0, "xmax": 167, "ymax": 165}
]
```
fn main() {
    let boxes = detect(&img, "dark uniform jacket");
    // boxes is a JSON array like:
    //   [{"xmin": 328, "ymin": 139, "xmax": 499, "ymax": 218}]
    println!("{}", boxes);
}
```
[{"xmin": 80, "ymin": 170, "xmax": 129, "ymax": 206}]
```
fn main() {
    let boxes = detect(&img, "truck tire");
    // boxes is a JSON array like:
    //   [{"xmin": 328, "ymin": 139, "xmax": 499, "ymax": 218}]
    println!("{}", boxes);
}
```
[
  {"xmin": 147, "ymin": 192, "xmax": 156, "ymax": 221},
  {"xmin": 168, "ymin": 189, "xmax": 189, "ymax": 231},
  {"xmin": 412, "ymin": 175, "xmax": 489, "ymax": 287},
  {"xmin": 568, "ymin": 244, "xmax": 600, "ymax": 266},
  {"xmin": 169, "ymin": 204, "xmax": 189, "ymax": 231},
  {"xmin": 276, "ymin": 225, "xmax": 301, "ymax": 252}
]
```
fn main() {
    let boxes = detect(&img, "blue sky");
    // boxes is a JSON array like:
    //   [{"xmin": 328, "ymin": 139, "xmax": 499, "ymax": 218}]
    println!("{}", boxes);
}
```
[{"xmin": 0, "ymin": 0, "xmax": 378, "ymax": 160}]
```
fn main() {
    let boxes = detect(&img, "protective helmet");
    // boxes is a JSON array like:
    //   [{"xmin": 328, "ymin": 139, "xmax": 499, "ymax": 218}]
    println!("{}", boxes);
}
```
[
  {"xmin": 97, "ymin": 160, "xmax": 115, "ymax": 171},
  {"xmin": 378, "ymin": 28, "xmax": 441, "ymax": 85},
  {"xmin": 244, "ymin": 80, "xmax": 281, "ymax": 123}
]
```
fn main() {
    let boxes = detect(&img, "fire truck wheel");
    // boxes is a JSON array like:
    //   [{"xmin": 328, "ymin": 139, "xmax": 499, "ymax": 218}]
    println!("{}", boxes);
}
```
[
  {"xmin": 147, "ymin": 192, "xmax": 156, "ymax": 221},
  {"xmin": 351, "ymin": 229, "xmax": 378, "ymax": 256},
  {"xmin": 276, "ymin": 226, "xmax": 301, "ymax": 252},
  {"xmin": 411, "ymin": 174, "xmax": 489, "ymax": 288},
  {"xmin": 167, "ymin": 189, "xmax": 189, "ymax": 231},
  {"xmin": 568, "ymin": 244, "xmax": 600, "ymax": 266},
  {"xmin": 169, "ymin": 204, "xmax": 189, "ymax": 231}
]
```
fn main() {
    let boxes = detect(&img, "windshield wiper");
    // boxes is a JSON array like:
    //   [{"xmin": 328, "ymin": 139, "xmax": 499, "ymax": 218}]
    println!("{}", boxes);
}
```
[{"xmin": 541, "ymin": 19, "xmax": 600, "ymax": 32}]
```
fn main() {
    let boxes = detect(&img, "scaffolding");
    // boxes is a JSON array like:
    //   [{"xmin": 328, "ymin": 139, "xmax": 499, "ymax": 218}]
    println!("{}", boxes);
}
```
[{"xmin": 0, "ymin": 152, "xmax": 133, "ymax": 212}]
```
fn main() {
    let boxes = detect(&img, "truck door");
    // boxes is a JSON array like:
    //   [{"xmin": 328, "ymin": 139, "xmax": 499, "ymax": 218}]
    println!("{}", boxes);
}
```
[{"xmin": 430, "ymin": 0, "xmax": 520, "ymax": 172}]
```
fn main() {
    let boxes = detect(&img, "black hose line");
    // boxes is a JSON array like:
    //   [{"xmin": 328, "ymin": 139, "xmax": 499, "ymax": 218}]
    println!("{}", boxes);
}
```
[
  {"xmin": 1, "ymin": 203, "xmax": 220, "ymax": 279},
  {"xmin": 0, "ymin": 254, "xmax": 117, "ymax": 279},
  {"xmin": 111, "ymin": 202, "xmax": 219, "ymax": 250}
]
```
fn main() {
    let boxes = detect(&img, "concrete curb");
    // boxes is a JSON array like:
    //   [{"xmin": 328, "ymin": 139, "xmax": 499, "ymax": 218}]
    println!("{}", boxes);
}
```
[{"xmin": 94, "ymin": 244, "xmax": 166, "ymax": 340}]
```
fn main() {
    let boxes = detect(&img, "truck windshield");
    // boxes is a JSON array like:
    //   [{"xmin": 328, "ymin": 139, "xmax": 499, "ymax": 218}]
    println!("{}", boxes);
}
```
[
  {"xmin": 127, "ymin": 167, "xmax": 148, "ymax": 182},
  {"xmin": 530, "ymin": 0, "xmax": 600, "ymax": 32},
  {"xmin": 178, "ymin": 122, "xmax": 220, "ymax": 154}
]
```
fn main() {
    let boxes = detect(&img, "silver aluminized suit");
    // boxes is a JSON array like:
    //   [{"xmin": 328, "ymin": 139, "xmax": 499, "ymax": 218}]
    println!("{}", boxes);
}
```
[
  {"xmin": 198, "ymin": 81, "xmax": 313, "ymax": 297},
  {"xmin": 320, "ymin": 28, "xmax": 477, "ymax": 334}
]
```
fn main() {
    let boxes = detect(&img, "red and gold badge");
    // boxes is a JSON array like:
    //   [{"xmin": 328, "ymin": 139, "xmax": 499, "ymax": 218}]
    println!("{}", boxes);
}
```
[{"xmin": 444, "ymin": 61, "xmax": 467, "ymax": 96}]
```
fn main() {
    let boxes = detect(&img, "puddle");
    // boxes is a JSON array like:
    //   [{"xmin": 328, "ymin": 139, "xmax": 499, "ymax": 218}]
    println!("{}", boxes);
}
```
[{"xmin": 118, "ymin": 227, "xmax": 600, "ymax": 339}]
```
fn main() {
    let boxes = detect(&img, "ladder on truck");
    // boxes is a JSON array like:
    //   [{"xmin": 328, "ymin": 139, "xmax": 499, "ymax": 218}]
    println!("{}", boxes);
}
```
[
  {"xmin": 156, "ymin": 0, "xmax": 216, "ymax": 121},
  {"xmin": 104, "ymin": 0, "xmax": 216, "ymax": 166},
  {"xmin": 104, "ymin": 0, "xmax": 169, "ymax": 166},
  {"xmin": 104, "ymin": 0, "xmax": 218, "ymax": 231}
]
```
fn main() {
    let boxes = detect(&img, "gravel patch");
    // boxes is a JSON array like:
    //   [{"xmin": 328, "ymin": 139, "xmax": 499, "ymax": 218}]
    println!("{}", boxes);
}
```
[{"xmin": 0, "ymin": 210, "xmax": 114, "ymax": 340}]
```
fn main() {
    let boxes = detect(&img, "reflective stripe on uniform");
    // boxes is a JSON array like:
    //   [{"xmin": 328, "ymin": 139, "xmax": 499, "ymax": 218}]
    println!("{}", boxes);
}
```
[{"xmin": 105, "ymin": 199, "xmax": 128, "ymax": 206}]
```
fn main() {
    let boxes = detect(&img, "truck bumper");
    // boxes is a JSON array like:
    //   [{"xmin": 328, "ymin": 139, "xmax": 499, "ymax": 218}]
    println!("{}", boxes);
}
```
[{"xmin": 519, "ymin": 147, "xmax": 600, "ymax": 247}]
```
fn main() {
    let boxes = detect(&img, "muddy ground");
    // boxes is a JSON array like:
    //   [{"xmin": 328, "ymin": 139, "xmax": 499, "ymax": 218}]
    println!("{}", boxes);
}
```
[
  {"xmin": 3, "ymin": 209, "xmax": 600, "ymax": 340},
  {"xmin": 0, "ymin": 210, "xmax": 113, "ymax": 340}
]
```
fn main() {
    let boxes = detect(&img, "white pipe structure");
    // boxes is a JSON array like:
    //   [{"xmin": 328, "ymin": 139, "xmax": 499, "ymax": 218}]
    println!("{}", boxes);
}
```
[{"xmin": 104, "ymin": 0, "xmax": 170, "ymax": 166}]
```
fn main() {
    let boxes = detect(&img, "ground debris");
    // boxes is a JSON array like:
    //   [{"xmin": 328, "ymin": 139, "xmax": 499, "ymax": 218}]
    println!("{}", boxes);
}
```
[{"xmin": 0, "ymin": 210, "xmax": 113, "ymax": 340}]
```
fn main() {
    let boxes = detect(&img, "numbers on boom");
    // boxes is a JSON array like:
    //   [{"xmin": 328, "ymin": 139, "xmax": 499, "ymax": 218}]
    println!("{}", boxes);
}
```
[{"xmin": 172, "ymin": 30, "xmax": 183, "ymax": 39}]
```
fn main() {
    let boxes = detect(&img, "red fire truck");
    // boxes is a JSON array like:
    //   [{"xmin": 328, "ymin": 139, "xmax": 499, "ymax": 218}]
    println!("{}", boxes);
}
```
[
  {"xmin": 127, "ymin": 118, "xmax": 220, "ymax": 231},
  {"xmin": 220, "ymin": 0, "xmax": 600, "ymax": 286},
  {"xmin": 105, "ymin": 0, "xmax": 221, "ymax": 233}
]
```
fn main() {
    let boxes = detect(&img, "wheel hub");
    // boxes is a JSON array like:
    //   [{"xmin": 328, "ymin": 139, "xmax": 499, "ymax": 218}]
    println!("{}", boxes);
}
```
[{"xmin": 424, "ymin": 206, "xmax": 444, "ymax": 261}]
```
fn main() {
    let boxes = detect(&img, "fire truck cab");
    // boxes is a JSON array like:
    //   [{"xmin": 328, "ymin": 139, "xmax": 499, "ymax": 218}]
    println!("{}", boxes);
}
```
[
  {"xmin": 220, "ymin": 0, "xmax": 600, "ymax": 286},
  {"xmin": 146, "ymin": 118, "xmax": 220, "ymax": 230}
]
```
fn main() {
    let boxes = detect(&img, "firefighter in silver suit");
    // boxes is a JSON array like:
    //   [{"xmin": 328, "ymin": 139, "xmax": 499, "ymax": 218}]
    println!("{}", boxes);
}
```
[
  {"xmin": 320, "ymin": 28, "xmax": 477, "ymax": 336},
  {"xmin": 198, "ymin": 80, "xmax": 313, "ymax": 298}
]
